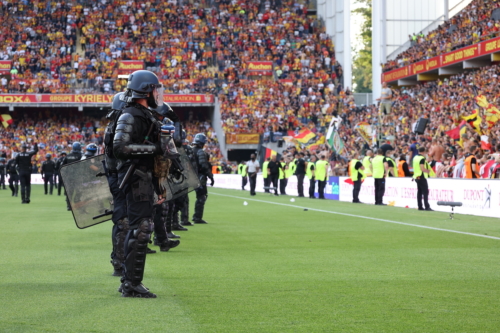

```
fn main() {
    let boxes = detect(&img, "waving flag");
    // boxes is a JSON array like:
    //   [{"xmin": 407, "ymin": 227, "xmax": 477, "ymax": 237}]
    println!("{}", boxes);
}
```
[
  {"xmin": 293, "ymin": 129, "xmax": 316, "ymax": 144},
  {"xmin": 0, "ymin": 114, "xmax": 13, "ymax": 128},
  {"xmin": 462, "ymin": 110, "xmax": 482, "ymax": 135}
]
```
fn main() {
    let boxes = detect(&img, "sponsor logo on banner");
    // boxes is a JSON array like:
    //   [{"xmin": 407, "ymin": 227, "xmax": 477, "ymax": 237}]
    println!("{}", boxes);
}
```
[
  {"xmin": 0, "ymin": 94, "xmax": 214, "ymax": 105},
  {"xmin": 0, "ymin": 60, "xmax": 12, "ymax": 72},
  {"xmin": 118, "ymin": 60, "xmax": 144, "ymax": 74},
  {"xmin": 247, "ymin": 61, "xmax": 273, "ymax": 75}
]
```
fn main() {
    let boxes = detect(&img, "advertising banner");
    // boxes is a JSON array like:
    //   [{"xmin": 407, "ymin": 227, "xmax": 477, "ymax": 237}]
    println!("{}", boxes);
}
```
[
  {"xmin": 118, "ymin": 60, "xmax": 144, "ymax": 74},
  {"xmin": 0, "ymin": 94, "xmax": 215, "ymax": 105},
  {"xmin": 226, "ymin": 133, "xmax": 260, "ymax": 144},
  {"xmin": 0, "ymin": 60, "xmax": 12, "ymax": 72},
  {"xmin": 382, "ymin": 35, "xmax": 500, "ymax": 83},
  {"xmin": 339, "ymin": 177, "xmax": 500, "ymax": 218},
  {"xmin": 246, "ymin": 61, "xmax": 273, "ymax": 76}
]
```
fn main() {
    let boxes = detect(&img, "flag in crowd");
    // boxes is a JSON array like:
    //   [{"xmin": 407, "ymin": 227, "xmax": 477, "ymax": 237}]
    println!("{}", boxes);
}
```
[{"xmin": 1, "ymin": 114, "xmax": 13, "ymax": 128}]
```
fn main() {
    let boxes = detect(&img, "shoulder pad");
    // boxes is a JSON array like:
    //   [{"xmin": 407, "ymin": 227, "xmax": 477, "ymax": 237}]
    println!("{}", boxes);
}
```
[
  {"xmin": 123, "ymin": 106, "xmax": 147, "ymax": 119},
  {"xmin": 117, "ymin": 112, "xmax": 135, "ymax": 124}
]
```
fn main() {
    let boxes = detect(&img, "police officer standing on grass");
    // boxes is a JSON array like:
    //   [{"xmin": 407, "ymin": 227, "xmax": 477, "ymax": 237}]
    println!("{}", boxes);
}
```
[
  {"xmin": 191, "ymin": 133, "xmax": 214, "ymax": 224},
  {"xmin": 295, "ymin": 153, "xmax": 306, "ymax": 197},
  {"xmin": 267, "ymin": 154, "xmax": 280, "ymax": 196},
  {"xmin": 262, "ymin": 157, "xmax": 270, "ymax": 193},
  {"xmin": 55, "ymin": 152, "xmax": 66, "ymax": 195},
  {"xmin": 113, "ymin": 70, "xmax": 168, "ymax": 298},
  {"xmin": 61, "ymin": 143, "xmax": 82, "ymax": 210},
  {"xmin": 238, "ymin": 160, "xmax": 248, "ymax": 190},
  {"xmin": 180, "ymin": 138, "xmax": 195, "ymax": 226},
  {"xmin": 372, "ymin": 148, "xmax": 389, "ymax": 205},
  {"xmin": 413, "ymin": 147, "xmax": 433, "ymax": 211},
  {"xmin": 246, "ymin": 153, "xmax": 260, "ymax": 196},
  {"xmin": 306, "ymin": 155, "xmax": 316, "ymax": 198},
  {"xmin": 0, "ymin": 157, "xmax": 6, "ymax": 189},
  {"xmin": 6, "ymin": 154, "xmax": 19, "ymax": 197},
  {"xmin": 41, "ymin": 153, "xmax": 56, "ymax": 195},
  {"xmin": 349, "ymin": 152, "xmax": 365, "ymax": 203},
  {"xmin": 15, "ymin": 142, "xmax": 38, "ymax": 204}
]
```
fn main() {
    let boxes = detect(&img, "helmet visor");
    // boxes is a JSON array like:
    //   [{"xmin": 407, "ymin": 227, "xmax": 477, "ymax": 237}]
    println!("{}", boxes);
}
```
[{"xmin": 153, "ymin": 84, "xmax": 164, "ymax": 107}]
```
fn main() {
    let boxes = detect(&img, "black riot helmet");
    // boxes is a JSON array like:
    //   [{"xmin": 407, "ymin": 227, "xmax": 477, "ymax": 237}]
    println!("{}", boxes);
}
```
[
  {"xmin": 193, "ymin": 133, "xmax": 207, "ymax": 147},
  {"xmin": 112, "ymin": 92, "xmax": 126, "ymax": 110},
  {"xmin": 21, "ymin": 143, "xmax": 28, "ymax": 151},
  {"xmin": 154, "ymin": 102, "xmax": 174, "ymax": 117},
  {"xmin": 124, "ymin": 70, "xmax": 164, "ymax": 108},
  {"xmin": 46, "ymin": 153, "xmax": 52, "ymax": 159},
  {"xmin": 85, "ymin": 143, "xmax": 98, "ymax": 157}
]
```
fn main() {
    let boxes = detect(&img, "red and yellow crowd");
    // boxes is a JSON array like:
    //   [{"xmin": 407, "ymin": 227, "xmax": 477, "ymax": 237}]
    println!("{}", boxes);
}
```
[{"xmin": 383, "ymin": 0, "xmax": 500, "ymax": 72}]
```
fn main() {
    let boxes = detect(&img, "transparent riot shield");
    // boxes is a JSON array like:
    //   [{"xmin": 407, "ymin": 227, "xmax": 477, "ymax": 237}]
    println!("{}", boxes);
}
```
[
  {"xmin": 154, "ymin": 147, "xmax": 200, "ymax": 202},
  {"xmin": 60, "ymin": 154, "xmax": 114, "ymax": 229}
]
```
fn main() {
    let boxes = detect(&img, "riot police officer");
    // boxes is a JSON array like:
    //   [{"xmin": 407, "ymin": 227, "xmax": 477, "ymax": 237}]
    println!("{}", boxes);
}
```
[
  {"xmin": 113, "ymin": 70, "xmax": 167, "ymax": 298},
  {"xmin": 41, "ymin": 153, "xmax": 56, "ymax": 195},
  {"xmin": 180, "ymin": 138, "xmax": 195, "ymax": 226},
  {"xmin": 192, "ymin": 133, "xmax": 214, "ymax": 224},
  {"xmin": 6, "ymin": 155, "xmax": 19, "ymax": 196},
  {"xmin": 61, "ymin": 142, "xmax": 83, "ymax": 210},
  {"xmin": 15, "ymin": 143, "xmax": 38, "ymax": 204},
  {"xmin": 55, "ymin": 152, "xmax": 66, "ymax": 195},
  {"xmin": 81, "ymin": 143, "xmax": 98, "ymax": 160},
  {"xmin": 0, "ymin": 157, "xmax": 6, "ymax": 189}
]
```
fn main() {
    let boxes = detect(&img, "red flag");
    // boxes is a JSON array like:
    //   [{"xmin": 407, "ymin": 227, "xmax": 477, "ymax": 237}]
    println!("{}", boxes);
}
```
[
  {"xmin": 445, "ymin": 126, "xmax": 460, "ymax": 140},
  {"xmin": 344, "ymin": 178, "xmax": 354, "ymax": 185}
]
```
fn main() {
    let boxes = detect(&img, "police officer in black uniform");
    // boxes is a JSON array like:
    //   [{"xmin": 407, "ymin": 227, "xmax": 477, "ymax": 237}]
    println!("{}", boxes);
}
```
[
  {"xmin": 192, "ymin": 133, "xmax": 214, "ymax": 224},
  {"xmin": 0, "ymin": 157, "xmax": 6, "ymax": 189},
  {"xmin": 81, "ymin": 143, "xmax": 98, "ymax": 160},
  {"xmin": 6, "ymin": 155, "xmax": 19, "ymax": 196},
  {"xmin": 61, "ymin": 142, "xmax": 83, "ymax": 210},
  {"xmin": 15, "ymin": 143, "xmax": 38, "ymax": 204},
  {"xmin": 41, "ymin": 153, "xmax": 56, "ymax": 195},
  {"xmin": 55, "ymin": 151, "xmax": 66, "ymax": 195},
  {"xmin": 113, "ymin": 70, "xmax": 168, "ymax": 298}
]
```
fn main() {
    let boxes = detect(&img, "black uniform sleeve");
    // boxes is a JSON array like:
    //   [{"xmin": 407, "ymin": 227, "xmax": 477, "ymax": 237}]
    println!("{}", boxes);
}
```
[
  {"xmin": 197, "ymin": 149, "xmax": 211, "ymax": 176},
  {"xmin": 354, "ymin": 161, "xmax": 363, "ymax": 170},
  {"xmin": 29, "ymin": 144, "xmax": 39, "ymax": 157},
  {"xmin": 310, "ymin": 164, "xmax": 315, "ymax": 171},
  {"xmin": 471, "ymin": 157, "xmax": 477, "ymax": 164},
  {"xmin": 419, "ymin": 159, "xmax": 425, "ymax": 165}
]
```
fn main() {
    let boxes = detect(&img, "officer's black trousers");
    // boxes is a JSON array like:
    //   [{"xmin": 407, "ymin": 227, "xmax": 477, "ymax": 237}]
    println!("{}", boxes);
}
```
[
  {"xmin": 0, "ymin": 173, "xmax": 5, "ymax": 188},
  {"xmin": 352, "ymin": 180, "xmax": 362, "ymax": 203},
  {"xmin": 269, "ymin": 175, "xmax": 278, "ymax": 194},
  {"xmin": 8, "ymin": 173, "xmax": 19, "ymax": 195},
  {"xmin": 107, "ymin": 172, "xmax": 128, "ymax": 261},
  {"xmin": 416, "ymin": 177, "xmax": 430, "ymax": 209},
  {"xmin": 248, "ymin": 173, "xmax": 257, "ymax": 195},
  {"xmin": 19, "ymin": 171, "xmax": 31, "ymax": 201},
  {"xmin": 296, "ymin": 174, "xmax": 305, "ymax": 197},
  {"xmin": 317, "ymin": 180, "xmax": 326, "ymax": 199},
  {"xmin": 308, "ymin": 177, "xmax": 316, "ymax": 198},
  {"xmin": 44, "ymin": 172, "xmax": 54, "ymax": 194},
  {"xmin": 180, "ymin": 194, "xmax": 189, "ymax": 222},
  {"xmin": 263, "ymin": 177, "xmax": 271, "ymax": 193},
  {"xmin": 279, "ymin": 178, "xmax": 287, "ymax": 195},
  {"xmin": 153, "ymin": 202, "xmax": 168, "ymax": 243},
  {"xmin": 241, "ymin": 176, "xmax": 248, "ymax": 190},
  {"xmin": 193, "ymin": 185, "xmax": 208, "ymax": 221},
  {"xmin": 57, "ymin": 174, "xmax": 64, "ymax": 195},
  {"xmin": 374, "ymin": 178, "xmax": 385, "ymax": 204}
]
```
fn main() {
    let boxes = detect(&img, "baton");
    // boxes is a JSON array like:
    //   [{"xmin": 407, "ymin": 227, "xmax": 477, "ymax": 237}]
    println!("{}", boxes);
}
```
[
  {"xmin": 93, "ymin": 209, "xmax": 113, "ymax": 220},
  {"xmin": 119, "ymin": 122, "xmax": 155, "ymax": 190}
]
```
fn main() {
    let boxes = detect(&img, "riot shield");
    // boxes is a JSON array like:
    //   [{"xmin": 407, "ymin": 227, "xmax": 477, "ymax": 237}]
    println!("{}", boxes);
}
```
[
  {"xmin": 60, "ymin": 154, "xmax": 114, "ymax": 229},
  {"xmin": 154, "ymin": 147, "xmax": 200, "ymax": 202}
]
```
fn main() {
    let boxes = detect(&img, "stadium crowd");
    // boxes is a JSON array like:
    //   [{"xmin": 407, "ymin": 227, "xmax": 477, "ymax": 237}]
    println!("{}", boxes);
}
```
[
  {"xmin": 383, "ymin": 0, "xmax": 500, "ymax": 71},
  {"xmin": 0, "ymin": 110, "xmax": 222, "ymax": 172}
]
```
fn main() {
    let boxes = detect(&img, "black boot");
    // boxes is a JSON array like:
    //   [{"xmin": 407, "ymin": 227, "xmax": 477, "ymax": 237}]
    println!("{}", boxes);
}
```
[
  {"xmin": 167, "ymin": 232, "xmax": 180, "ymax": 239},
  {"xmin": 15, "ymin": 185, "xmax": 18, "ymax": 197},
  {"xmin": 26, "ymin": 186, "xmax": 31, "ymax": 203},
  {"xmin": 181, "ymin": 220, "xmax": 194, "ymax": 226},
  {"xmin": 160, "ymin": 239, "xmax": 180, "ymax": 252}
]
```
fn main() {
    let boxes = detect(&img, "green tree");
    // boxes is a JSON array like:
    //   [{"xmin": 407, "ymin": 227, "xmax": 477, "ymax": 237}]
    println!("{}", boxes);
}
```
[{"xmin": 352, "ymin": 0, "xmax": 372, "ymax": 93}]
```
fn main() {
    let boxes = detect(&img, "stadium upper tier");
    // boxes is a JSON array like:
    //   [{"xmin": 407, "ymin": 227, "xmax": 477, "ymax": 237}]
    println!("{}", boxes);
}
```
[{"xmin": 382, "ymin": 0, "xmax": 500, "ymax": 74}]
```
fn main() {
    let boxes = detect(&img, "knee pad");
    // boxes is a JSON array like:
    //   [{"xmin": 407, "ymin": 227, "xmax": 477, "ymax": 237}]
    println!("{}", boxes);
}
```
[{"xmin": 133, "ymin": 218, "xmax": 153, "ymax": 244}]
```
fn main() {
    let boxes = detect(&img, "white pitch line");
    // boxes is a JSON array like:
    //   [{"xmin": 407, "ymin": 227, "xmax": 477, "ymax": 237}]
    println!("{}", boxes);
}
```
[{"xmin": 211, "ymin": 192, "xmax": 500, "ymax": 241}]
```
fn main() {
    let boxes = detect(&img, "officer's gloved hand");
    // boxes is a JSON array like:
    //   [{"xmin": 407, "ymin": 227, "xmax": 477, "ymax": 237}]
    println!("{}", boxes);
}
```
[
  {"xmin": 209, "ymin": 176, "xmax": 215, "ymax": 187},
  {"xmin": 173, "ymin": 122, "xmax": 182, "ymax": 147}
]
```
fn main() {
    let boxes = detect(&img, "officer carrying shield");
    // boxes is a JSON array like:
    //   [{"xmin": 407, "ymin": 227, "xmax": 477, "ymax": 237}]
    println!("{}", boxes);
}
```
[
  {"xmin": 15, "ymin": 142, "xmax": 38, "ymax": 204},
  {"xmin": 113, "ymin": 70, "xmax": 168, "ymax": 298},
  {"xmin": 41, "ymin": 153, "xmax": 56, "ymax": 195},
  {"xmin": 0, "ymin": 157, "xmax": 6, "ymax": 190},
  {"xmin": 192, "ymin": 133, "xmax": 214, "ymax": 224},
  {"xmin": 179, "ymin": 137, "xmax": 195, "ymax": 226},
  {"xmin": 61, "ymin": 142, "xmax": 83, "ymax": 210}
]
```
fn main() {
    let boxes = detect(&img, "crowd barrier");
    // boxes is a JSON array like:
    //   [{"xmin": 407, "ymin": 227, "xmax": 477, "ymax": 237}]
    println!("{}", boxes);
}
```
[
  {"xmin": 212, "ymin": 174, "xmax": 500, "ymax": 219},
  {"xmin": 29, "ymin": 173, "xmax": 499, "ymax": 218}
]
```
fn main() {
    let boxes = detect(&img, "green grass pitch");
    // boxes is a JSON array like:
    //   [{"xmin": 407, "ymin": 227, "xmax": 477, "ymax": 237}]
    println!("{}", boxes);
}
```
[{"xmin": 1, "ymin": 185, "xmax": 499, "ymax": 332}]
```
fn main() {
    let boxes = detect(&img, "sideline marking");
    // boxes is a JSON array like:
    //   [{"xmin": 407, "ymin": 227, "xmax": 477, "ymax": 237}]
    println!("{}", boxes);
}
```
[{"xmin": 211, "ymin": 192, "xmax": 500, "ymax": 241}]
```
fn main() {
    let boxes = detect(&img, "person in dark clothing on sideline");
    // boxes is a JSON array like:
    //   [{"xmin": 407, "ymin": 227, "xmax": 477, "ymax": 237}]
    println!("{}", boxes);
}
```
[
  {"xmin": 295, "ymin": 152, "xmax": 306, "ymax": 197},
  {"xmin": 15, "ymin": 142, "xmax": 38, "ymax": 204},
  {"xmin": 267, "ymin": 155, "xmax": 280, "ymax": 196}
]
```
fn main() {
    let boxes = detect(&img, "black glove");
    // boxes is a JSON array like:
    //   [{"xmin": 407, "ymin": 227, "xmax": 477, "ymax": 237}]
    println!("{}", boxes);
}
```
[
  {"xmin": 173, "ymin": 122, "xmax": 182, "ymax": 147},
  {"xmin": 209, "ymin": 176, "xmax": 214, "ymax": 187}
]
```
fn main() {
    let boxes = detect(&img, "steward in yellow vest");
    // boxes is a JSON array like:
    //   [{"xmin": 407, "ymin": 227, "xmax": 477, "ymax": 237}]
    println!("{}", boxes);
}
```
[
  {"xmin": 349, "ymin": 156, "xmax": 365, "ymax": 203},
  {"xmin": 306, "ymin": 155, "xmax": 317, "ymax": 198},
  {"xmin": 279, "ymin": 158, "xmax": 288, "ymax": 195},
  {"xmin": 385, "ymin": 154, "xmax": 398, "ymax": 177},
  {"xmin": 372, "ymin": 148, "xmax": 389, "ymax": 205},
  {"xmin": 315, "ymin": 155, "xmax": 329, "ymax": 199},
  {"xmin": 362, "ymin": 150, "xmax": 373, "ymax": 177},
  {"xmin": 412, "ymin": 147, "xmax": 433, "ymax": 211},
  {"xmin": 238, "ymin": 161, "xmax": 248, "ymax": 190}
]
